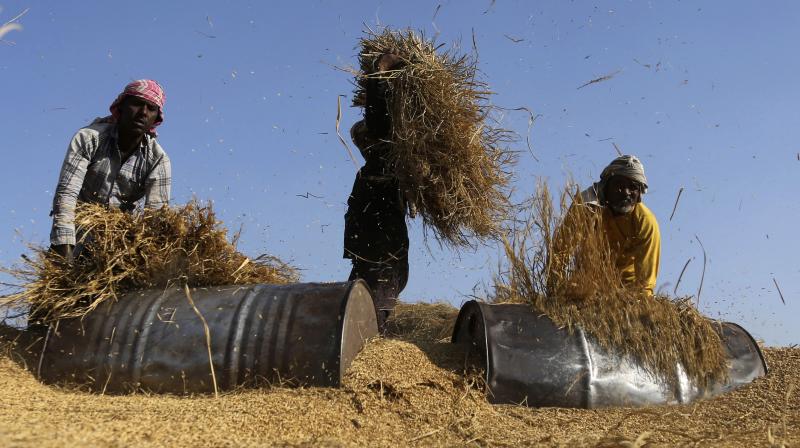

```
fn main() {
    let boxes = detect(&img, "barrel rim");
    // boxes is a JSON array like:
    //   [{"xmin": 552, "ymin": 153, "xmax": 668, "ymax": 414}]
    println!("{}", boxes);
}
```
[
  {"xmin": 337, "ymin": 279, "xmax": 378, "ymax": 381},
  {"xmin": 451, "ymin": 299, "xmax": 492, "ymax": 387},
  {"xmin": 720, "ymin": 321, "xmax": 769, "ymax": 375}
]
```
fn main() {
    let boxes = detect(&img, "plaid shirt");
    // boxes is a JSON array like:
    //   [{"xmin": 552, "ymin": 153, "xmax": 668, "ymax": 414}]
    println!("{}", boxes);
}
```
[{"xmin": 50, "ymin": 118, "xmax": 171, "ymax": 246}]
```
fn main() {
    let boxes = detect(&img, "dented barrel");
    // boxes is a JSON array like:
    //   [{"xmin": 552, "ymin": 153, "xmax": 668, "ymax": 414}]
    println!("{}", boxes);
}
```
[
  {"xmin": 33, "ymin": 281, "xmax": 377, "ymax": 393},
  {"xmin": 452, "ymin": 300, "xmax": 767, "ymax": 408}
]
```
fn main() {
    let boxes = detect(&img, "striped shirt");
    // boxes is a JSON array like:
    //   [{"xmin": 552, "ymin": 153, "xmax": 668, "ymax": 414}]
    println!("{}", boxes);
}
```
[{"xmin": 50, "ymin": 118, "xmax": 171, "ymax": 246}]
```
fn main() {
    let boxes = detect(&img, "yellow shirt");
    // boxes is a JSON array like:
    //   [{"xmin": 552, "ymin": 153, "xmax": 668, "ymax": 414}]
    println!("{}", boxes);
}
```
[{"xmin": 602, "ymin": 203, "xmax": 661, "ymax": 296}]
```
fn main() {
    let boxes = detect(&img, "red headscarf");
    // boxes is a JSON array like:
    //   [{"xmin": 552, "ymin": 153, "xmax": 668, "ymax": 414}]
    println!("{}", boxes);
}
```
[{"xmin": 109, "ymin": 79, "xmax": 166, "ymax": 134}]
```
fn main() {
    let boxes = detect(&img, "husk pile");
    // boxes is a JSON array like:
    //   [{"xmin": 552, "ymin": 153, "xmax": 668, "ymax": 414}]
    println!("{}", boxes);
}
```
[
  {"xmin": 1, "ymin": 201, "xmax": 298, "ymax": 322},
  {"xmin": 492, "ymin": 182, "xmax": 728, "ymax": 387},
  {"xmin": 0, "ymin": 313, "xmax": 796, "ymax": 447},
  {"xmin": 354, "ymin": 28, "xmax": 515, "ymax": 247}
]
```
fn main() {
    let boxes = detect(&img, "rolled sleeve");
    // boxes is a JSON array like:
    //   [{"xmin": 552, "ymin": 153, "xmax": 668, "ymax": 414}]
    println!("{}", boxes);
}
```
[
  {"xmin": 144, "ymin": 153, "xmax": 171, "ymax": 209},
  {"xmin": 50, "ymin": 130, "xmax": 94, "ymax": 246}
]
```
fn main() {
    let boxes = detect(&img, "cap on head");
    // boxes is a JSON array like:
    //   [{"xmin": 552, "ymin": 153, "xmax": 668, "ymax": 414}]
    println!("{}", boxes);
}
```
[
  {"xmin": 109, "ymin": 79, "xmax": 166, "ymax": 133},
  {"xmin": 600, "ymin": 154, "xmax": 648, "ymax": 192}
]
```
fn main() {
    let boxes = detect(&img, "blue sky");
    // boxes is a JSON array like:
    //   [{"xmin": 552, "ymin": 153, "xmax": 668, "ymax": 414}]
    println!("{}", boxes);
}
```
[{"xmin": 1, "ymin": 1, "xmax": 797, "ymax": 345}]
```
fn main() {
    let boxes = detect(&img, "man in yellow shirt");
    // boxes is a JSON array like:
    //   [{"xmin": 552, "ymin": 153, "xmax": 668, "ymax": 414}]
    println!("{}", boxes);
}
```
[{"xmin": 578, "ymin": 155, "xmax": 661, "ymax": 296}]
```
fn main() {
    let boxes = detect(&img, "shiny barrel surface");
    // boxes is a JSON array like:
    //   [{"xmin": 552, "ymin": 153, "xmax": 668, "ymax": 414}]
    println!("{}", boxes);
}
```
[
  {"xmin": 452, "ymin": 300, "xmax": 767, "ymax": 408},
  {"xmin": 36, "ymin": 281, "xmax": 378, "ymax": 393}
]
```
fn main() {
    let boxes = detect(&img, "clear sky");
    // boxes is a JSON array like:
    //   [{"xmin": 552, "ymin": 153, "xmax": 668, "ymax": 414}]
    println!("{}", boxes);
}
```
[{"xmin": 1, "ymin": 1, "xmax": 797, "ymax": 345}]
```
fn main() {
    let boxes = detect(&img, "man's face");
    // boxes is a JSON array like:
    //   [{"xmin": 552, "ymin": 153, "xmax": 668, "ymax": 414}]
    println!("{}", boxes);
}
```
[
  {"xmin": 117, "ymin": 95, "xmax": 159, "ymax": 135},
  {"xmin": 604, "ymin": 175, "xmax": 643, "ymax": 215}
]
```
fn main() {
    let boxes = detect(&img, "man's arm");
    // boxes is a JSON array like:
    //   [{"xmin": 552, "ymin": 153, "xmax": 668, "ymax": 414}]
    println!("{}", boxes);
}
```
[
  {"xmin": 144, "ymin": 153, "xmax": 171, "ymax": 208},
  {"xmin": 633, "ymin": 204, "xmax": 661, "ymax": 296},
  {"xmin": 50, "ymin": 130, "xmax": 95, "ymax": 247}
]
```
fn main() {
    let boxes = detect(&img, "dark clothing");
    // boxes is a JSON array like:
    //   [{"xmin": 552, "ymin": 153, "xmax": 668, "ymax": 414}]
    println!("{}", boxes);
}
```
[
  {"xmin": 343, "ymin": 145, "xmax": 409, "ymax": 312},
  {"xmin": 343, "ymin": 160, "xmax": 408, "ymax": 263},
  {"xmin": 346, "ymin": 66, "xmax": 407, "ymax": 331},
  {"xmin": 364, "ymin": 77, "xmax": 392, "ymax": 140},
  {"xmin": 348, "ymin": 258, "xmax": 408, "ymax": 308}
]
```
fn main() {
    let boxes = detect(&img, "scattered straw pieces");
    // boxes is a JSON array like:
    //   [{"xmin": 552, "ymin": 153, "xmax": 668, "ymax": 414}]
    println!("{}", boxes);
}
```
[
  {"xmin": 1, "ymin": 201, "xmax": 298, "ymax": 322},
  {"xmin": 577, "ymin": 69, "xmax": 622, "ymax": 90},
  {"xmin": 773, "ymin": 278, "xmax": 787, "ymax": 305},
  {"xmin": 669, "ymin": 187, "xmax": 684, "ymax": 221}
]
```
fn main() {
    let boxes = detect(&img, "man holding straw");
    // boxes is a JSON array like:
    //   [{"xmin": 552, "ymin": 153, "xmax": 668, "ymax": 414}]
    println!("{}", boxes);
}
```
[
  {"xmin": 343, "ymin": 28, "xmax": 514, "ymax": 328},
  {"xmin": 49, "ymin": 80, "xmax": 171, "ymax": 263},
  {"xmin": 576, "ymin": 154, "xmax": 661, "ymax": 296},
  {"xmin": 344, "ymin": 53, "xmax": 410, "ymax": 331}
]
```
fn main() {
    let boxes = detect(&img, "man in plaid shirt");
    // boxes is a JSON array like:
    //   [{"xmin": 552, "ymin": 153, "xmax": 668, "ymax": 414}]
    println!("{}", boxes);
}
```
[{"xmin": 50, "ymin": 80, "xmax": 171, "ymax": 262}]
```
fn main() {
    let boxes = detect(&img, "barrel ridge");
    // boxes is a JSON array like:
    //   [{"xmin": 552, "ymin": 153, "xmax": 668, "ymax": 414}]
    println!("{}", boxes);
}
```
[
  {"xmin": 225, "ymin": 284, "xmax": 264, "ymax": 388},
  {"xmin": 130, "ymin": 289, "xmax": 170, "ymax": 387}
]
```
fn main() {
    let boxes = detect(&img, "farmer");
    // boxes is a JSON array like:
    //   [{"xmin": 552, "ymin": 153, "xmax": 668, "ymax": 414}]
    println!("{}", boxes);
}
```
[
  {"xmin": 577, "ymin": 154, "xmax": 661, "ymax": 296},
  {"xmin": 49, "ymin": 80, "xmax": 171, "ymax": 263},
  {"xmin": 344, "ymin": 54, "xmax": 410, "ymax": 331}
]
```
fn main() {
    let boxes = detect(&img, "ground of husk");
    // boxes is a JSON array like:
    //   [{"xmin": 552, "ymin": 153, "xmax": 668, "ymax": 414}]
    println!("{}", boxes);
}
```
[{"xmin": 0, "ymin": 302, "xmax": 796, "ymax": 447}]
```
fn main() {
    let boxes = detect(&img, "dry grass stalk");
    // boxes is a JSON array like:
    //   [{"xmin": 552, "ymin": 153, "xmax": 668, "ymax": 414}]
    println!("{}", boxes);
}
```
[
  {"xmin": 354, "ymin": 27, "xmax": 515, "ymax": 247},
  {"xmin": 183, "ymin": 283, "xmax": 219, "ymax": 398},
  {"xmin": 491, "ymin": 181, "xmax": 728, "ymax": 387},
  {"xmin": 1, "ymin": 201, "xmax": 298, "ymax": 322}
]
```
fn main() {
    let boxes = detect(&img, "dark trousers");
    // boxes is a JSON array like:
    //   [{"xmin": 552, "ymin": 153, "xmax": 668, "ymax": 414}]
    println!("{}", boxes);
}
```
[{"xmin": 348, "ymin": 258, "xmax": 409, "ymax": 312}]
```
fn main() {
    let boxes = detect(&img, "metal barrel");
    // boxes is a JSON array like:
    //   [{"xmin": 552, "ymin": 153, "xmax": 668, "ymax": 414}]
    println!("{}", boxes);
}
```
[
  {"xmin": 451, "ymin": 300, "xmax": 767, "ymax": 408},
  {"xmin": 33, "ymin": 281, "xmax": 377, "ymax": 394}
]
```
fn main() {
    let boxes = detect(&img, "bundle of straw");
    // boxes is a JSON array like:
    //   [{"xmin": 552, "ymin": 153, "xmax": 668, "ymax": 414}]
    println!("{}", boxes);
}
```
[
  {"xmin": 2, "ymin": 201, "xmax": 298, "ymax": 322},
  {"xmin": 492, "ymin": 182, "xmax": 728, "ymax": 388},
  {"xmin": 354, "ymin": 28, "xmax": 515, "ymax": 247}
]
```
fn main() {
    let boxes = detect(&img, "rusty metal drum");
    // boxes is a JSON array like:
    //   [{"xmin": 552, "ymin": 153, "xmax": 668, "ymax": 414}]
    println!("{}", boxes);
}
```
[
  {"xmin": 452, "ymin": 300, "xmax": 767, "ymax": 408},
  {"xmin": 33, "ymin": 281, "xmax": 377, "ymax": 393}
]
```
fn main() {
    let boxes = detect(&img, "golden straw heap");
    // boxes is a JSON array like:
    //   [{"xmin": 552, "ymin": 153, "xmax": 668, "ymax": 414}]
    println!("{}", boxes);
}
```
[
  {"xmin": 2, "ymin": 201, "xmax": 298, "ymax": 322},
  {"xmin": 492, "ymin": 182, "xmax": 728, "ymax": 388},
  {"xmin": 354, "ymin": 28, "xmax": 515, "ymax": 247}
]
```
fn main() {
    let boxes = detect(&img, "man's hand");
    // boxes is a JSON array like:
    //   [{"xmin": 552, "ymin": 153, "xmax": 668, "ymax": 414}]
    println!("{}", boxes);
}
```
[{"xmin": 50, "ymin": 244, "xmax": 74, "ymax": 264}]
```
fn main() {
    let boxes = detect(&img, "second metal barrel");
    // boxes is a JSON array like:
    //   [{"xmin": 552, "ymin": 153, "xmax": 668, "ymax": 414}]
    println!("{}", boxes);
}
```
[
  {"xmin": 35, "ymin": 281, "xmax": 378, "ymax": 393},
  {"xmin": 452, "ymin": 300, "xmax": 767, "ymax": 408}
]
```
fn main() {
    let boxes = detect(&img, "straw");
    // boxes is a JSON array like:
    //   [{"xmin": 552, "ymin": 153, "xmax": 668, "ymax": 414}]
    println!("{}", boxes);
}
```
[
  {"xmin": 491, "ymin": 181, "xmax": 728, "ymax": 387},
  {"xmin": 1, "ymin": 200, "xmax": 298, "ymax": 322},
  {"xmin": 353, "ymin": 27, "xmax": 515, "ymax": 247}
]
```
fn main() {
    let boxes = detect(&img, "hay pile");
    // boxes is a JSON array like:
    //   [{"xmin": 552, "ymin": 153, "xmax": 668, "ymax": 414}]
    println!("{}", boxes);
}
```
[
  {"xmin": 0, "ymin": 308, "xmax": 796, "ymax": 447},
  {"xmin": 492, "ymin": 182, "xmax": 728, "ymax": 387},
  {"xmin": 354, "ymin": 28, "xmax": 515, "ymax": 247},
  {"xmin": 384, "ymin": 302, "xmax": 459, "ymax": 343},
  {"xmin": 1, "ymin": 201, "xmax": 298, "ymax": 322}
]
